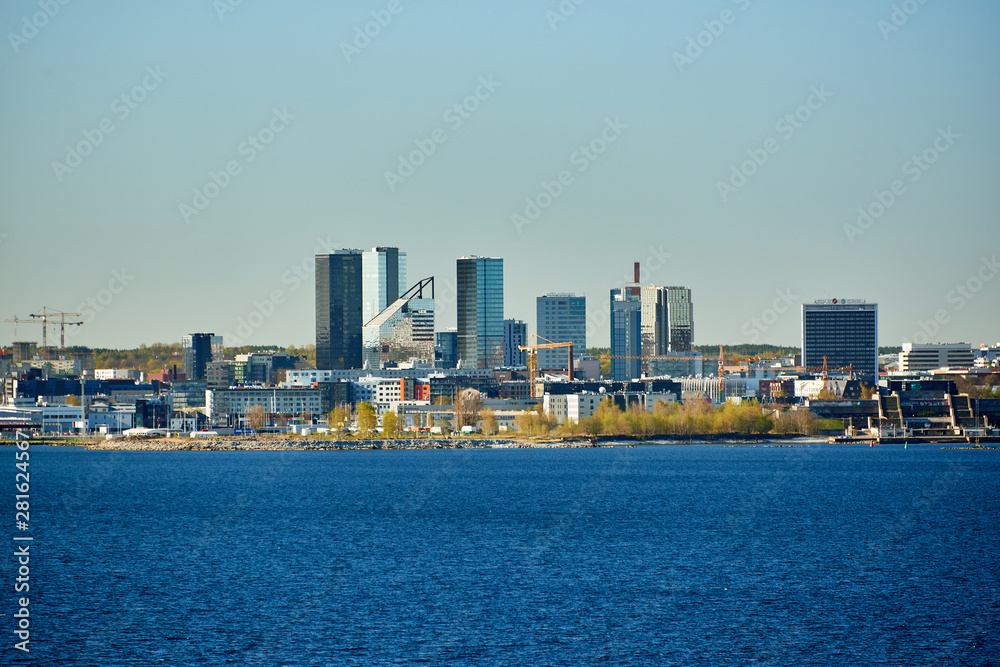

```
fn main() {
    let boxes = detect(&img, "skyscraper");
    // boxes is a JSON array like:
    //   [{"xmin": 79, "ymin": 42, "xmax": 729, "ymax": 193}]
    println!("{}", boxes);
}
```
[
  {"xmin": 611, "ymin": 287, "xmax": 641, "ymax": 381},
  {"xmin": 456, "ymin": 256, "xmax": 504, "ymax": 369},
  {"xmin": 641, "ymin": 286, "xmax": 694, "ymax": 356},
  {"xmin": 536, "ymin": 293, "xmax": 586, "ymax": 371},
  {"xmin": 316, "ymin": 250, "xmax": 363, "ymax": 370},
  {"xmin": 181, "ymin": 333, "xmax": 222, "ymax": 380},
  {"xmin": 362, "ymin": 247, "xmax": 407, "ymax": 324},
  {"xmin": 503, "ymin": 318, "xmax": 527, "ymax": 367},
  {"xmin": 801, "ymin": 300, "xmax": 878, "ymax": 382},
  {"xmin": 362, "ymin": 277, "xmax": 435, "ymax": 369}
]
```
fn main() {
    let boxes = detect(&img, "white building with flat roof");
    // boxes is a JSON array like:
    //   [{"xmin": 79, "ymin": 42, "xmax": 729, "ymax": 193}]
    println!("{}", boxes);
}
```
[{"xmin": 899, "ymin": 343, "xmax": 975, "ymax": 372}]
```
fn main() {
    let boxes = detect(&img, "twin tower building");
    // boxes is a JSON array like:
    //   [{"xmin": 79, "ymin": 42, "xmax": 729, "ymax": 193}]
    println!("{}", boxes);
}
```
[{"xmin": 316, "ymin": 248, "xmax": 503, "ymax": 371}]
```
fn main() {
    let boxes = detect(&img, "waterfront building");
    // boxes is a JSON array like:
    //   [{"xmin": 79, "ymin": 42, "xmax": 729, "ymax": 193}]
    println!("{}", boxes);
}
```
[
  {"xmin": 503, "ymin": 319, "xmax": 527, "ymax": 367},
  {"xmin": 536, "ymin": 294, "xmax": 586, "ymax": 371},
  {"xmin": 362, "ymin": 277, "xmax": 435, "ymax": 369},
  {"xmin": 362, "ymin": 247, "xmax": 408, "ymax": 325},
  {"xmin": 316, "ymin": 250, "xmax": 363, "ymax": 370},
  {"xmin": 456, "ymin": 256, "xmax": 504, "ymax": 369},
  {"xmin": 801, "ymin": 300, "xmax": 878, "ymax": 382},
  {"xmin": 181, "ymin": 333, "xmax": 222, "ymax": 380}
]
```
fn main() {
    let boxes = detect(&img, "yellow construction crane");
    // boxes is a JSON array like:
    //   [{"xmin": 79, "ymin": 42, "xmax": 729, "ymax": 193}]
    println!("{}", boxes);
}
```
[
  {"xmin": 4, "ymin": 316, "xmax": 45, "ymax": 346},
  {"xmin": 29, "ymin": 307, "xmax": 83, "ymax": 349},
  {"xmin": 519, "ymin": 334, "xmax": 575, "ymax": 396}
]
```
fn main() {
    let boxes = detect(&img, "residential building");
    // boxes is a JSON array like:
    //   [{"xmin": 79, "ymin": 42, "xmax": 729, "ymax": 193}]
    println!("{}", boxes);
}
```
[
  {"xmin": 536, "ymin": 294, "xmax": 586, "ymax": 371},
  {"xmin": 503, "ymin": 318, "xmax": 527, "ymax": 367},
  {"xmin": 206, "ymin": 387, "xmax": 322, "ymax": 427},
  {"xmin": 456, "ymin": 256, "xmax": 504, "ymax": 369},
  {"xmin": 801, "ymin": 300, "xmax": 879, "ymax": 382},
  {"xmin": 362, "ymin": 247, "xmax": 408, "ymax": 324},
  {"xmin": 316, "ymin": 250, "xmax": 363, "ymax": 370},
  {"xmin": 899, "ymin": 343, "xmax": 975, "ymax": 372},
  {"xmin": 363, "ymin": 277, "xmax": 435, "ymax": 369}
]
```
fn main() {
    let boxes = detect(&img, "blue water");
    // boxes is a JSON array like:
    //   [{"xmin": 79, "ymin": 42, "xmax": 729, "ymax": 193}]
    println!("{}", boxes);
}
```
[{"xmin": 8, "ymin": 443, "xmax": 1000, "ymax": 666}]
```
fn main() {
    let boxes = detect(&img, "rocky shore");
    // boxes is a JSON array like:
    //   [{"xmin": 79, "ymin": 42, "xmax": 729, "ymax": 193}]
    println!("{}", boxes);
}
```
[{"xmin": 76, "ymin": 435, "xmax": 586, "ymax": 452}]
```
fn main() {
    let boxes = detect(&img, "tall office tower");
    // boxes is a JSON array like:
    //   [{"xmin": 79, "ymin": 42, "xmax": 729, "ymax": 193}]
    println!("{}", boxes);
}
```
[
  {"xmin": 362, "ymin": 278, "xmax": 435, "ymax": 369},
  {"xmin": 610, "ymin": 287, "xmax": 641, "ymax": 381},
  {"xmin": 435, "ymin": 328, "xmax": 458, "ymax": 369},
  {"xmin": 456, "ymin": 256, "xmax": 504, "ymax": 369},
  {"xmin": 640, "ymin": 286, "xmax": 694, "ymax": 374},
  {"xmin": 181, "ymin": 333, "xmax": 222, "ymax": 380},
  {"xmin": 801, "ymin": 300, "xmax": 878, "ymax": 382},
  {"xmin": 362, "ymin": 247, "xmax": 408, "ymax": 325},
  {"xmin": 536, "ymin": 293, "xmax": 586, "ymax": 371},
  {"xmin": 316, "ymin": 250, "xmax": 364, "ymax": 370},
  {"xmin": 503, "ymin": 318, "xmax": 527, "ymax": 367}
]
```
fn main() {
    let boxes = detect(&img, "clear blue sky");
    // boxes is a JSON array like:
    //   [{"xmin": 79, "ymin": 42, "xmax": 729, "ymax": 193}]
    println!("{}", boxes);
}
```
[{"xmin": 1, "ymin": 0, "xmax": 998, "ymax": 350}]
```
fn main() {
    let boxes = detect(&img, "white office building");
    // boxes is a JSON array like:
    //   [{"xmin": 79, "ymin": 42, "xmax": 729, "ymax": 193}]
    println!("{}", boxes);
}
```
[{"xmin": 899, "ymin": 343, "xmax": 975, "ymax": 372}]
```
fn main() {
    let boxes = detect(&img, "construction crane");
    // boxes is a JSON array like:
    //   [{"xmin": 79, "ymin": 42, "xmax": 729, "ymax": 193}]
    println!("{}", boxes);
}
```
[
  {"xmin": 29, "ymin": 307, "xmax": 83, "ymax": 350},
  {"xmin": 519, "ymin": 334, "xmax": 575, "ymax": 396},
  {"xmin": 4, "ymin": 316, "xmax": 46, "ymax": 346},
  {"xmin": 607, "ymin": 347, "xmax": 757, "ymax": 403}
]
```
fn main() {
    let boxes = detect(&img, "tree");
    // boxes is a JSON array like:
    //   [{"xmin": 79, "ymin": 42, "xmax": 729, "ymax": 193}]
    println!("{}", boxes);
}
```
[
  {"xmin": 328, "ymin": 403, "xmax": 352, "ymax": 437},
  {"xmin": 246, "ymin": 404, "xmax": 268, "ymax": 432},
  {"xmin": 425, "ymin": 411, "xmax": 435, "ymax": 429},
  {"xmin": 381, "ymin": 410, "xmax": 398, "ymax": 439},
  {"xmin": 64, "ymin": 395, "xmax": 81, "ymax": 406},
  {"xmin": 454, "ymin": 388, "xmax": 484, "ymax": 429},
  {"xmin": 480, "ymin": 408, "xmax": 498, "ymax": 435},
  {"xmin": 356, "ymin": 402, "xmax": 377, "ymax": 438}
]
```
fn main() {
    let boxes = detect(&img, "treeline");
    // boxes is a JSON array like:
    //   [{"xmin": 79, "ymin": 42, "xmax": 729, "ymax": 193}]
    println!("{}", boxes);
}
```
[
  {"xmin": 60, "ymin": 343, "xmax": 316, "ymax": 375},
  {"xmin": 515, "ymin": 399, "xmax": 823, "ymax": 438},
  {"xmin": 693, "ymin": 344, "xmax": 800, "ymax": 358}
]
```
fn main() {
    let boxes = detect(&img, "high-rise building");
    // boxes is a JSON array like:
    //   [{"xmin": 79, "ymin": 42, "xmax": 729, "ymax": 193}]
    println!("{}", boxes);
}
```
[
  {"xmin": 801, "ymin": 300, "xmax": 878, "ymax": 382},
  {"xmin": 362, "ymin": 247, "xmax": 407, "ymax": 325},
  {"xmin": 640, "ymin": 286, "xmax": 693, "ymax": 375},
  {"xmin": 503, "ymin": 318, "xmax": 527, "ymax": 367},
  {"xmin": 316, "ymin": 250, "xmax": 363, "ymax": 370},
  {"xmin": 363, "ymin": 277, "xmax": 435, "ymax": 369},
  {"xmin": 536, "ymin": 293, "xmax": 586, "ymax": 371},
  {"xmin": 456, "ymin": 256, "xmax": 504, "ymax": 369},
  {"xmin": 435, "ymin": 329, "xmax": 458, "ymax": 369},
  {"xmin": 181, "ymin": 333, "xmax": 222, "ymax": 380},
  {"xmin": 611, "ymin": 287, "xmax": 641, "ymax": 381}
]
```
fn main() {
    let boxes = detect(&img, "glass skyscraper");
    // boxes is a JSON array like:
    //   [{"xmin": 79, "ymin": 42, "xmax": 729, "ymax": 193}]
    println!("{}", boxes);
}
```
[
  {"xmin": 456, "ymin": 256, "xmax": 504, "ymax": 369},
  {"xmin": 362, "ymin": 247, "xmax": 407, "ymax": 325},
  {"xmin": 316, "ymin": 250, "xmax": 363, "ymax": 370},
  {"xmin": 536, "ymin": 293, "xmax": 586, "ymax": 371},
  {"xmin": 801, "ymin": 300, "xmax": 878, "ymax": 382},
  {"xmin": 181, "ymin": 333, "xmax": 222, "ymax": 380},
  {"xmin": 641, "ymin": 286, "xmax": 693, "ymax": 357},
  {"xmin": 362, "ymin": 277, "xmax": 435, "ymax": 369},
  {"xmin": 611, "ymin": 287, "xmax": 641, "ymax": 381}
]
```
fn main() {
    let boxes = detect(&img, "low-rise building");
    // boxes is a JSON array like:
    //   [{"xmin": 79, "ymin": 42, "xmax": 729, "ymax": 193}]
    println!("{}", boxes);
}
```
[{"xmin": 899, "ymin": 343, "xmax": 975, "ymax": 372}]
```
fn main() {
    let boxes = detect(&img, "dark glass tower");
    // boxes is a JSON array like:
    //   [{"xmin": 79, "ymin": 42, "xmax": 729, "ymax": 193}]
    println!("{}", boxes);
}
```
[
  {"xmin": 801, "ymin": 301, "xmax": 878, "ymax": 382},
  {"xmin": 456, "ymin": 256, "xmax": 504, "ymax": 369},
  {"xmin": 316, "ymin": 250, "xmax": 363, "ymax": 370},
  {"xmin": 181, "ymin": 333, "xmax": 220, "ymax": 380}
]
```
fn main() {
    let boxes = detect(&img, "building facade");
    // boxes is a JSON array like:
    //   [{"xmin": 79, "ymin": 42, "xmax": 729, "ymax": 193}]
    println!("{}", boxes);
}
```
[
  {"xmin": 316, "ymin": 250, "xmax": 363, "ymax": 370},
  {"xmin": 362, "ymin": 277, "xmax": 435, "ymax": 369},
  {"xmin": 611, "ymin": 287, "xmax": 641, "ymax": 381},
  {"xmin": 536, "ymin": 293, "xmax": 586, "ymax": 371},
  {"xmin": 456, "ymin": 256, "xmax": 504, "ymax": 369},
  {"xmin": 801, "ymin": 300, "xmax": 878, "ymax": 382},
  {"xmin": 436, "ymin": 329, "xmax": 458, "ymax": 369},
  {"xmin": 362, "ymin": 247, "xmax": 407, "ymax": 325},
  {"xmin": 899, "ymin": 343, "xmax": 975, "ymax": 372},
  {"xmin": 181, "ymin": 333, "xmax": 222, "ymax": 380},
  {"xmin": 503, "ymin": 319, "xmax": 527, "ymax": 367}
]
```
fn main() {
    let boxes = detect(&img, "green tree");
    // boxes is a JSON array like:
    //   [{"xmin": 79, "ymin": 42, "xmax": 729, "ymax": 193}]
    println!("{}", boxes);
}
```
[
  {"xmin": 381, "ymin": 410, "xmax": 398, "ymax": 439},
  {"xmin": 356, "ymin": 402, "xmax": 377, "ymax": 438}
]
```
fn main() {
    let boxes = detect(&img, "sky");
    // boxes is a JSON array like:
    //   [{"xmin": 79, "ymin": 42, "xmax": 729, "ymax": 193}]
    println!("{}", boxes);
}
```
[{"xmin": 1, "ymin": 0, "xmax": 998, "ymax": 351}]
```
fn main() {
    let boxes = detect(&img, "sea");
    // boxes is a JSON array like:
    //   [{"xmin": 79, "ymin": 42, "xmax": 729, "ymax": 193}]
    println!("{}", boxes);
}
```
[{"xmin": 8, "ymin": 442, "xmax": 1000, "ymax": 666}]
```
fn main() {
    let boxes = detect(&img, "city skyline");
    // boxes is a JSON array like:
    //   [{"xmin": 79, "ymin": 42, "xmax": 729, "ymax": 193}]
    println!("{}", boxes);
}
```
[{"xmin": 1, "ymin": 2, "xmax": 998, "ymax": 349}]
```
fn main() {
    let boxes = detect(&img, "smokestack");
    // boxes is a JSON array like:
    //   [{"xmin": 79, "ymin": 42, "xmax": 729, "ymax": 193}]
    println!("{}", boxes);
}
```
[{"xmin": 634, "ymin": 261, "xmax": 640, "ymax": 284}]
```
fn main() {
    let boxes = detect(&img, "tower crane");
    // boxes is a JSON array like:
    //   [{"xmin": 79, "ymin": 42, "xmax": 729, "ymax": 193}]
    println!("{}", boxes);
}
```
[
  {"xmin": 519, "ymin": 334, "xmax": 575, "ymax": 397},
  {"xmin": 4, "ymin": 317, "xmax": 46, "ymax": 346},
  {"xmin": 29, "ymin": 307, "xmax": 83, "ymax": 350}
]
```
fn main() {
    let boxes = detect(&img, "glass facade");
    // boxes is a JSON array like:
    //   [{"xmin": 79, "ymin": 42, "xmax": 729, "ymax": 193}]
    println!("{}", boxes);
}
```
[
  {"xmin": 640, "ymin": 286, "xmax": 693, "ymax": 371},
  {"xmin": 362, "ymin": 278, "xmax": 435, "ymax": 369},
  {"xmin": 536, "ymin": 294, "xmax": 586, "ymax": 371},
  {"xmin": 435, "ymin": 329, "xmax": 458, "ymax": 369},
  {"xmin": 362, "ymin": 247, "xmax": 407, "ymax": 325},
  {"xmin": 503, "ymin": 319, "xmax": 527, "ymax": 367},
  {"xmin": 801, "ymin": 302, "xmax": 878, "ymax": 382},
  {"xmin": 316, "ymin": 251, "xmax": 363, "ymax": 370},
  {"xmin": 457, "ymin": 257, "xmax": 504, "ymax": 369},
  {"xmin": 611, "ymin": 288, "xmax": 641, "ymax": 381},
  {"xmin": 181, "ymin": 333, "xmax": 217, "ymax": 380}
]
